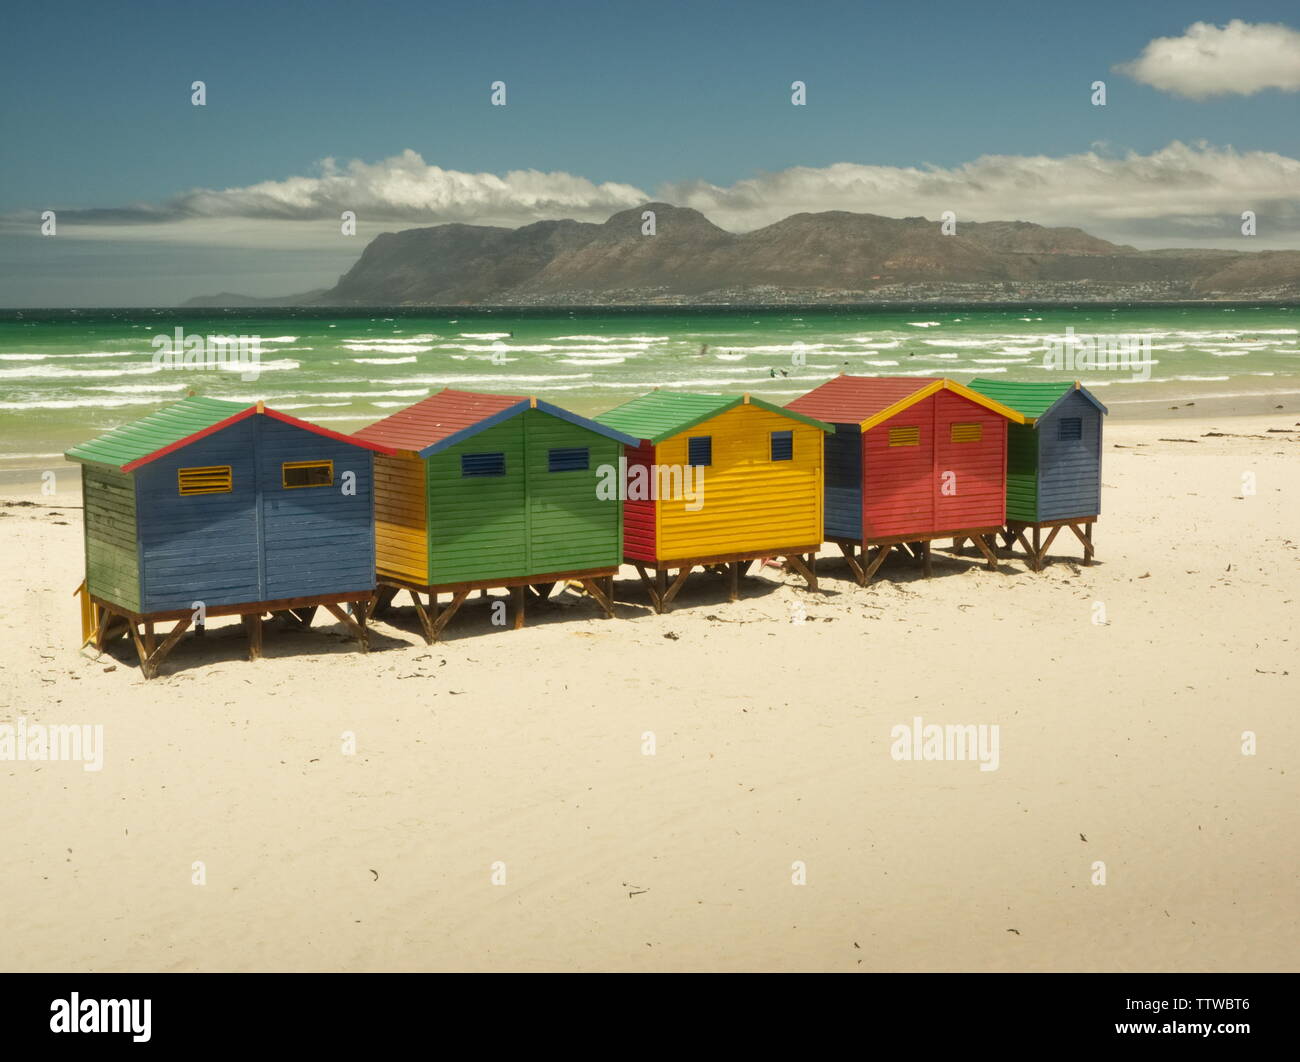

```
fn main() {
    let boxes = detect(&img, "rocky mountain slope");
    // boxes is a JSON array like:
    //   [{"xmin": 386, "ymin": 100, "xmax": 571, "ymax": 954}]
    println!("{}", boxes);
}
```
[{"xmin": 186, "ymin": 204, "xmax": 1300, "ymax": 305}]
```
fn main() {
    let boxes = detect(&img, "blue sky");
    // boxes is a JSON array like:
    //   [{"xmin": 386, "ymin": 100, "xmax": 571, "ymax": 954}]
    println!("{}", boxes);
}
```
[{"xmin": 2, "ymin": 0, "xmax": 1298, "ymax": 304}]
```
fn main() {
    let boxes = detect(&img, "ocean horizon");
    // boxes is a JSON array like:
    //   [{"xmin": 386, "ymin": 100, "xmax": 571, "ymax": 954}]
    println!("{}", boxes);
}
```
[{"xmin": 2, "ymin": 303, "xmax": 1297, "ymax": 472}]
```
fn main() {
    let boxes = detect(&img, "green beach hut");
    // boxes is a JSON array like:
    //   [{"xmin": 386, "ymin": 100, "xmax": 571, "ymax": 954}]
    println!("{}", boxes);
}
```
[{"xmin": 353, "ymin": 388, "xmax": 639, "ymax": 640}]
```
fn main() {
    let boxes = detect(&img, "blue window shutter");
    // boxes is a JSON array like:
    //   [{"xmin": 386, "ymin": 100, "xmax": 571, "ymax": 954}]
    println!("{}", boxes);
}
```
[
  {"xmin": 1058, "ymin": 417, "xmax": 1082, "ymax": 441},
  {"xmin": 461, "ymin": 452, "xmax": 506, "ymax": 477},
  {"xmin": 548, "ymin": 446, "xmax": 589, "ymax": 472},
  {"xmin": 770, "ymin": 430, "xmax": 793, "ymax": 461},
  {"xmin": 687, "ymin": 436, "xmax": 712, "ymax": 466}
]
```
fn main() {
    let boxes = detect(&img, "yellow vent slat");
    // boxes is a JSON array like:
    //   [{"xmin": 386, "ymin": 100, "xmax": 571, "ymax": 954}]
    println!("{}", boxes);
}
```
[
  {"xmin": 951, "ymin": 422, "xmax": 983, "ymax": 443},
  {"xmin": 178, "ymin": 465, "xmax": 232, "ymax": 495},
  {"xmin": 888, "ymin": 426, "xmax": 920, "ymax": 447}
]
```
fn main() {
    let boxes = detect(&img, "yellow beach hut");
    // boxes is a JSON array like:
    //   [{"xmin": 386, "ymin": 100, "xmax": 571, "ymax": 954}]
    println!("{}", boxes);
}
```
[{"xmin": 594, "ymin": 391, "xmax": 832, "ymax": 612}]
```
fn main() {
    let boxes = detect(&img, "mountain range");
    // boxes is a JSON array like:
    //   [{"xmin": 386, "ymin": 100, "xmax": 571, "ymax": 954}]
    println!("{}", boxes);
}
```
[{"xmin": 185, "ymin": 203, "xmax": 1300, "ymax": 306}]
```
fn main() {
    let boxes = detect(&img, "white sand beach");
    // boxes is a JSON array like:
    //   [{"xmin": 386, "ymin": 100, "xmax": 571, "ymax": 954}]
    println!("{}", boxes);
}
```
[{"xmin": 0, "ymin": 408, "xmax": 1296, "ymax": 971}]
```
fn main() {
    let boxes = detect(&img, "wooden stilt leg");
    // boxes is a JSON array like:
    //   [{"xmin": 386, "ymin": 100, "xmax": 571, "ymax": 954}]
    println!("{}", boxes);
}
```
[
  {"xmin": 728, "ymin": 560, "xmax": 740, "ymax": 602},
  {"xmin": 354, "ymin": 599, "xmax": 369, "ymax": 651},
  {"xmin": 837, "ymin": 541, "xmax": 866, "ymax": 585},
  {"xmin": 971, "ymin": 534, "xmax": 999, "ymax": 571},
  {"xmin": 143, "ymin": 620, "xmax": 156, "ymax": 658},
  {"xmin": 408, "ymin": 590, "xmax": 435, "ymax": 644},
  {"xmin": 1066, "ymin": 522, "xmax": 1095, "ymax": 565},
  {"xmin": 632, "ymin": 565, "xmax": 660, "ymax": 611},
  {"xmin": 660, "ymin": 567, "xmax": 692, "ymax": 612},
  {"xmin": 92, "ymin": 605, "xmax": 112, "ymax": 652},
  {"xmin": 322, "ymin": 601, "xmax": 368, "ymax": 651},
  {"xmin": 784, "ymin": 553, "xmax": 818, "ymax": 591},
  {"xmin": 654, "ymin": 568, "xmax": 668, "ymax": 613},
  {"xmin": 144, "ymin": 616, "xmax": 192, "ymax": 679},
  {"xmin": 244, "ymin": 613, "xmax": 263, "ymax": 661},
  {"xmin": 580, "ymin": 578, "xmax": 615, "ymax": 618},
  {"xmin": 429, "ymin": 590, "xmax": 468, "ymax": 641},
  {"xmin": 1013, "ymin": 530, "xmax": 1035, "ymax": 570},
  {"xmin": 128, "ymin": 622, "xmax": 150, "ymax": 676},
  {"xmin": 511, "ymin": 585, "xmax": 526, "ymax": 630},
  {"xmin": 922, "ymin": 540, "xmax": 933, "ymax": 578},
  {"xmin": 1037, "ymin": 525, "xmax": 1063, "ymax": 569},
  {"xmin": 862, "ymin": 544, "xmax": 891, "ymax": 586},
  {"xmin": 366, "ymin": 586, "xmax": 396, "ymax": 620}
]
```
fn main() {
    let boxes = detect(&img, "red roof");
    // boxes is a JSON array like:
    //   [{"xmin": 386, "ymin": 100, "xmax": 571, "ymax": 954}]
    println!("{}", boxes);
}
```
[
  {"xmin": 786, "ymin": 375, "xmax": 939, "ymax": 424},
  {"xmin": 353, "ymin": 389, "xmax": 527, "ymax": 452}
]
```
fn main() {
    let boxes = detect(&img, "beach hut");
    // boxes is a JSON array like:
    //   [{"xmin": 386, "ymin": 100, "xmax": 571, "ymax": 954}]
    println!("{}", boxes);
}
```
[
  {"xmin": 785, "ymin": 376, "xmax": 1024, "ymax": 585},
  {"xmin": 593, "ymin": 391, "xmax": 831, "ymax": 612},
  {"xmin": 66, "ymin": 396, "xmax": 395, "ymax": 677},
  {"xmin": 352, "ymin": 389, "xmax": 639, "ymax": 640},
  {"xmin": 967, "ymin": 378, "xmax": 1107, "ymax": 570}
]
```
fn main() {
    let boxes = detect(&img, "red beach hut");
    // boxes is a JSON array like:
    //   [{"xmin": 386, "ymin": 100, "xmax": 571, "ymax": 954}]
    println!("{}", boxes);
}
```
[{"xmin": 786, "ymin": 376, "xmax": 1025, "ymax": 584}]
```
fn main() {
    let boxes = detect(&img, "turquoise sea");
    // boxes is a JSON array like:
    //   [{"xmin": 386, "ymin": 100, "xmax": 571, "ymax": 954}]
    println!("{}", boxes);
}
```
[{"xmin": 1, "ymin": 305, "xmax": 1297, "ymax": 471}]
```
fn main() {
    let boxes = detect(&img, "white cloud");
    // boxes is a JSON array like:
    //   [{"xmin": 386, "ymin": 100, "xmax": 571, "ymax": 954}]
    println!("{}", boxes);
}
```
[
  {"xmin": 1116, "ymin": 20, "xmax": 1300, "ymax": 99},
  {"xmin": 179, "ymin": 149, "xmax": 650, "ymax": 223},
  {"xmin": 3, "ymin": 151, "xmax": 651, "ymax": 248},
  {"xmin": 660, "ymin": 142, "xmax": 1300, "ymax": 245},
  {"xmin": 6, "ymin": 142, "xmax": 1299, "ymax": 251}
]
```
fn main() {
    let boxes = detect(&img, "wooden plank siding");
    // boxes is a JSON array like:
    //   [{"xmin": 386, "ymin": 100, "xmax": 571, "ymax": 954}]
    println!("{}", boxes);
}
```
[
  {"xmin": 425, "ymin": 416, "xmax": 529, "ymax": 584},
  {"xmin": 931, "ymin": 388, "xmax": 1007, "ymax": 532},
  {"xmin": 255, "ymin": 415, "xmax": 377, "ymax": 600},
  {"xmin": 522, "ymin": 409, "xmax": 623, "ymax": 574},
  {"xmin": 824, "ymin": 424, "xmax": 862, "ymax": 539},
  {"xmin": 622, "ymin": 439, "xmax": 658, "ymax": 562},
  {"xmin": 655, "ymin": 402, "xmax": 823, "ymax": 560},
  {"xmin": 1005, "ymin": 423, "xmax": 1040, "ymax": 523},
  {"xmin": 373, "ymin": 453, "xmax": 428, "ymax": 583},
  {"xmin": 1037, "ymin": 392, "xmax": 1103, "ymax": 521},
  {"xmin": 132, "ymin": 415, "xmax": 378, "ymax": 612},
  {"xmin": 861, "ymin": 389, "xmax": 1007, "ymax": 538},
  {"xmin": 81, "ymin": 463, "xmax": 142, "ymax": 612},
  {"xmin": 862, "ymin": 403, "xmax": 934, "ymax": 539},
  {"xmin": 134, "ymin": 417, "xmax": 262, "ymax": 612},
  {"xmin": 420, "ymin": 408, "xmax": 625, "ymax": 584}
]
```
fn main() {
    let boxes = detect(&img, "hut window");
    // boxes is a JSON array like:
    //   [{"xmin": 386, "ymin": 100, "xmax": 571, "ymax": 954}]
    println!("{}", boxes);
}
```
[
  {"xmin": 548, "ymin": 447, "xmax": 589, "ymax": 472},
  {"xmin": 950, "ymin": 423, "xmax": 982, "ymax": 443},
  {"xmin": 177, "ymin": 465, "xmax": 232, "ymax": 495},
  {"xmin": 461, "ymin": 452, "xmax": 506, "ymax": 477},
  {"xmin": 888, "ymin": 426, "xmax": 920, "ymax": 447},
  {"xmin": 687, "ymin": 436, "xmax": 712, "ymax": 466},
  {"xmin": 770, "ymin": 430, "xmax": 793, "ymax": 461},
  {"xmin": 1058, "ymin": 417, "xmax": 1083, "ymax": 441},
  {"xmin": 282, "ymin": 460, "xmax": 333, "ymax": 488}
]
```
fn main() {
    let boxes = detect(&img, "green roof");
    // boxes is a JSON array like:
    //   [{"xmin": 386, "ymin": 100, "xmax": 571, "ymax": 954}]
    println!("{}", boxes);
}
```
[
  {"xmin": 65, "ymin": 396, "xmax": 247, "ymax": 469},
  {"xmin": 595, "ymin": 391, "xmax": 830, "ymax": 443},
  {"xmin": 966, "ymin": 378, "xmax": 1107, "ymax": 422},
  {"xmin": 595, "ymin": 392, "xmax": 738, "ymax": 443}
]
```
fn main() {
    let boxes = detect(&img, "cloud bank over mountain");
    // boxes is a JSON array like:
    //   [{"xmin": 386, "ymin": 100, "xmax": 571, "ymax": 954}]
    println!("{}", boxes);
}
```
[{"xmin": 7, "ymin": 142, "xmax": 1299, "ymax": 251}]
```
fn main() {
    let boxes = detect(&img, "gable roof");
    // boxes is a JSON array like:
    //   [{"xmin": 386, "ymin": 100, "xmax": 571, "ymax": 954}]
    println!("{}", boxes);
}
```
[
  {"xmin": 966, "ymin": 378, "xmax": 1108, "ymax": 423},
  {"xmin": 786, "ymin": 375, "xmax": 1025, "ymax": 430},
  {"xmin": 595, "ymin": 390, "xmax": 831, "ymax": 444},
  {"xmin": 64, "ymin": 396, "xmax": 396, "ymax": 471},
  {"xmin": 353, "ymin": 388, "xmax": 639, "ymax": 457}
]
